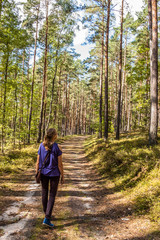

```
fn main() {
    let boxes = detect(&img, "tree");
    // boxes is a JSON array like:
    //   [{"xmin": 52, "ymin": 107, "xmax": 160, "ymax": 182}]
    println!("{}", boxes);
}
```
[
  {"xmin": 149, "ymin": 0, "xmax": 158, "ymax": 145},
  {"xmin": 26, "ymin": 0, "xmax": 41, "ymax": 143},
  {"xmin": 116, "ymin": 0, "xmax": 124, "ymax": 140},
  {"xmin": 37, "ymin": 0, "xmax": 48, "ymax": 143},
  {"xmin": 104, "ymin": 0, "xmax": 111, "ymax": 140}
]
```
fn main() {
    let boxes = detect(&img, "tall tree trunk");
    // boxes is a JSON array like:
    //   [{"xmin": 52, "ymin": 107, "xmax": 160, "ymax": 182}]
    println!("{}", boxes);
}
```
[
  {"xmin": 61, "ymin": 77, "xmax": 65, "ymax": 136},
  {"xmin": 149, "ymin": 0, "xmax": 158, "ymax": 145},
  {"xmin": 0, "ymin": 0, "xmax": 2, "ymax": 19},
  {"xmin": 46, "ymin": 47, "xmax": 59, "ymax": 131},
  {"xmin": 122, "ymin": 32, "xmax": 127, "ymax": 131},
  {"xmin": 28, "ymin": 5, "xmax": 40, "ymax": 143},
  {"xmin": 65, "ymin": 74, "xmax": 68, "ymax": 136},
  {"xmin": 127, "ymin": 87, "xmax": 132, "ymax": 132},
  {"xmin": 42, "ymin": 76, "xmax": 47, "ymax": 140},
  {"xmin": 104, "ymin": 0, "xmax": 111, "ymax": 140},
  {"xmin": 1, "ymin": 50, "xmax": 9, "ymax": 153},
  {"xmin": 99, "ymin": 0, "xmax": 104, "ymax": 138},
  {"xmin": 58, "ymin": 67, "xmax": 62, "ymax": 133},
  {"xmin": 37, "ymin": 0, "xmax": 48, "ymax": 143},
  {"xmin": 148, "ymin": 0, "xmax": 152, "ymax": 77},
  {"xmin": 26, "ymin": 48, "xmax": 30, "ymax": 129},
  {"xmin": 13, "ymin": 61, "xmax": 18, "ymax": 147},
  {"xmin": 20, "ymin": 50, "xmax": 25, "ymax": 128},
  {"xmin": 116, "ymin": 0, "xmax": 124, "ymax": 140},
  {"xmin": 14, "ymin": 85, "xmax": 18, "ymax": 147}
]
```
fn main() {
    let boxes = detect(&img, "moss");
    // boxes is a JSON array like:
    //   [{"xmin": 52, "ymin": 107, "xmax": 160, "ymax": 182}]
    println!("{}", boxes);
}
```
[{"xmin": 84, "ymin": 132, "xmax": 160, "ymax": 222}]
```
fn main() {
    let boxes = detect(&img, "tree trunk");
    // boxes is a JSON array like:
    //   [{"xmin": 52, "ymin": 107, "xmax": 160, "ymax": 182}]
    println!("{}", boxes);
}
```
[
  {"xmin": 37, "ymin": 0, "xmax": 48, "ymax": 143},
  {"xmin": 127, "ymin": 87, "xmax": 132, "ymax": 132},
  {"xmin": 99, "ymin": 0, "xmax": 104, "ymax": 138},
  {"xmin": 13, "ymin": 62, "xmax": 18, "ymax": 147},
  {"xmin": 122, "ymin": 32, "xmax": 127, "ymax": 131},
  {"xmin": 46, "ymin": 46, "xmax": 59, "ymax": 131},
  {"xmin": 104, "ymin": 0, "xmax": 111, "ymax": 140},
  {"xmin": 28, "ymin": 5, "xmax": 39, "ymax": 143},
  {"xmin": 14, "ymin": 85, "xmax": 18, "ymax": 147},
  {"xmin": 65, "ymin": 74, "xmax": 68, "ymax": 136},
  {"xmin": 42, "ymin": 77, "xmax": 47, "ymax": 140},
  {"xmin": 149, "ymin": 0, "xmax": 158, "ymax": 145},
  {"xmin": 116, "ymin": 0, "xmax": 124, "ymax": 140},
  {"xmin": 0, "ymin": 0, "xmax": 2, "ymax": 19},
  {"xmin": 1, "ymin": 51, "xmax": 9, "ymax": 153},
  {"xmin": 58, "ymin": 67, "xmax": 62, "ymax": 133}
]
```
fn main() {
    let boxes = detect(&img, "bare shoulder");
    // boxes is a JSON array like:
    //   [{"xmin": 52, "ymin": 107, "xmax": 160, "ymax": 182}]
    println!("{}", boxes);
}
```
[{"xmin": 58, "ymin": 144, "xmax": 62, "ymax": 151}]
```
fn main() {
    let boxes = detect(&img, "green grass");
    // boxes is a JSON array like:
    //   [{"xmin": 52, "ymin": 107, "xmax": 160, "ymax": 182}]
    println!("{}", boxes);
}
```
[
  {"xmin": 0, "ymin": 145, "xmax": 38, "ymax": 175},
  {"xmin": 84, "ymin": 132, "xmax": 160, "ymax": 223},
  {"xmin": 0, "ymin": 135, "xmax": 73, "ymax": 175}
]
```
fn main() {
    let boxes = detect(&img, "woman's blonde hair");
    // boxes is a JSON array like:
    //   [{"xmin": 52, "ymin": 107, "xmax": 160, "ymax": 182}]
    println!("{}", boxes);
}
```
[{"xmin": 43, "ymin": 128, "xmax": 57, "ymax": 149}]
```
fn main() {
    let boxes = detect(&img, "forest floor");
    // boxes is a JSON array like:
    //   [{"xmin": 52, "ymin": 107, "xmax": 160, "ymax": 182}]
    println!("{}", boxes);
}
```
[{"xmin": 0, "ymin": 136, "xmax": 160, "ymax": 240}]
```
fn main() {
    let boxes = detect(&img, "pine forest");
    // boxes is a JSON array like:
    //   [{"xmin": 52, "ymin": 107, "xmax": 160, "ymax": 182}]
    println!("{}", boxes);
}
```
[
  {"xmin": 1, "ymin": 1, "xmax": 160, "ymax": 238},
  {"xmin": 0, "ymin": 0, "xmax": 159, "ymax": 151}
]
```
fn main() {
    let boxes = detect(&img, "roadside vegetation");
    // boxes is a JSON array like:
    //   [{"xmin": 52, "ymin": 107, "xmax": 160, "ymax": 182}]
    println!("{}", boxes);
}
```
[
  {"xmin": 0, "ymin": 135, "xmax": 72, "ymax": 215},
  {"xmin": 84, "ymin": 132, "xmax": 160, "ymax": 224}
]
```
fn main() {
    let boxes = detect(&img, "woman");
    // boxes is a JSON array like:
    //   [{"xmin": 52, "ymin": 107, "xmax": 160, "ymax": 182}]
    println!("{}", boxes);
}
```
[{"xmin": 36, "ymin": 128, "xmax": 64, "ymax": 228}]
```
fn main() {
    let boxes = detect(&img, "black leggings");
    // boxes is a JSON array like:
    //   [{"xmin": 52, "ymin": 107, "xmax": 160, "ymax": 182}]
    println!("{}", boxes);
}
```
[{"xmin": 41, "ymin": 174, "xmax": 60, "ymax": 220}]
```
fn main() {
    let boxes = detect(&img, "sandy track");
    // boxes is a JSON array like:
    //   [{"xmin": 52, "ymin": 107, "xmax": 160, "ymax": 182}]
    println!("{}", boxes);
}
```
[
  {"xmin": 0, "ymin": 136, "xmax": 158, "ymax": 240},
  {"xmin": 52, "ymin": 136, "xmax": 154, "ymax": 240}
]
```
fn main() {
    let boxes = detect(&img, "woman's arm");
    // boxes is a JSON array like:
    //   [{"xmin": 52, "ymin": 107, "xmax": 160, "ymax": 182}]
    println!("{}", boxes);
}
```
[
  {"xmin": 36, "ymin": 155, "xmax": 40, "ymax": 174},
  {"xmin": 58, "ymin": 145, "xmax": 64, "ymax": 184}
]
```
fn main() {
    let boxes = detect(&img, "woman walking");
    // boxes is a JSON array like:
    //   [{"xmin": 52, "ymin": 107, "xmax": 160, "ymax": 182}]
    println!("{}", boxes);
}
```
[{"xmin": 36, "ymin": 128, "xmax": 64, "ymax": 228}]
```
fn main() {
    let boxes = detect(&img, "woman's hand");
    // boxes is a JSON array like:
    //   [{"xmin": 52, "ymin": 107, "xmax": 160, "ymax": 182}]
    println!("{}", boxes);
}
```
[{"xmin": 61, "ymin": 175, "xmax": 64, "ymax": 184}]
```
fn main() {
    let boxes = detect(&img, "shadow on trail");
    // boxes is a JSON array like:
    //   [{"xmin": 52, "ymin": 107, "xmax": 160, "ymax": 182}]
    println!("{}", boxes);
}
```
[{"xmin": 125, "ymin": 231, "xmax": 160, "ymax": 240}]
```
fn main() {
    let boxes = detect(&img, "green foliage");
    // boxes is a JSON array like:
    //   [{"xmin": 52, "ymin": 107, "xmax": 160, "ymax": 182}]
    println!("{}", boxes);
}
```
[
  {"xmin": 0, "ymin": 145, "xmax": 38, "ymax": 175},
  {"xmin": 84, "ymin": 132, "xmax": 160, "ymax": 222}
]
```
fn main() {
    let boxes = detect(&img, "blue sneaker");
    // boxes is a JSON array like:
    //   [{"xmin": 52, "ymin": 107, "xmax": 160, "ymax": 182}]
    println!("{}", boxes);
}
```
[{"xmin": 43, "ymin": 218, "xmax": 54, "ymax": 228}]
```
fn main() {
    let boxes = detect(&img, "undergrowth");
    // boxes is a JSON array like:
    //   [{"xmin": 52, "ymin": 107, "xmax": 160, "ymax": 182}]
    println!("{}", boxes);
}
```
[
  {"xmin": 0, "ymin": 135, "xmax": 73, "ymax": 175},
  {"xmin": 84, "ymin": 132, "xmax": 160, "ymax": 223}
]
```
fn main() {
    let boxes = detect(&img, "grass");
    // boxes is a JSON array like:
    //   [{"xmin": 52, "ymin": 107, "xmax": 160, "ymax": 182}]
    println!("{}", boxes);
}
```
[
  {"xmin": 84, "ymin": 131, "xmax": 160, "ymax": 223},
  {"xmin": 0, "ymin": 135, "xmax": 73, "ymax": 216},
  {"xmin": 0, "ymin": 135, "xmax": 73, "ymax": 175}
]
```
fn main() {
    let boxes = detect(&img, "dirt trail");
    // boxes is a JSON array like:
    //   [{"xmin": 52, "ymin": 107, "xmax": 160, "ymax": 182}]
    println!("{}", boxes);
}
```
[
  {"xmin": 51, "ymin": 136, "xmax": 155, "ymax": 240},
  {"xmin": 0, "ymin": 172, "xmax": 41, "ymax": 240},
  {"xmin": 0, "ymin": 136, "xmax": 158, "ymax": 240}
]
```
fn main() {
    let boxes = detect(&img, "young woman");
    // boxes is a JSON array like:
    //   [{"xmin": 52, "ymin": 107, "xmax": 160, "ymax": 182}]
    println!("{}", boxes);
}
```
[{"xmin": 36, "ymin": 128, "xmax": 64, "ymax": 228}]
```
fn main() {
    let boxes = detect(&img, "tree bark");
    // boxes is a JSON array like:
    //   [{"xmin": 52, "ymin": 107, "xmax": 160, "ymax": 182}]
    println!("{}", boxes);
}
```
[
  {"xmin": 122, "ymin": 33, "xmax": 127, "ymax": 131},
  {"xmin": 1, "ymin": 50, "xmax": 9, "ymax": 153},
  {"xmin": 0, "ymin": 0, "xmax": 2, "ymax": 19},
  {"xmin": 99, "ymin": 0, "xmax": 104, "ymax": 138},
  {"xmin": 127, "ymin": 87, "xmax": 132, "ymax": 132},
  {"xmin": 65, "ymin": 74, "xmax": 68, "ymax": 136},
  {"xmin": 46, "ymin": 48, "xmax": 59, "ymax": 131},
  {"xmin": 149, "ymin": 0, "xmax": 158, "ymax": 145},
  {"xmin": 116, "ymin": 0, "xmax": 124, "ymax": 140},
  {"xmin": 37, "ymin": 0, "xmax": 48, "ymax": 143},
  {"xmin": 104, "ymin": 0, "xmax": 111, "ymax": 140},
  {"xmin": 13, "ymin": 61, "xmax": 18, "ymax": 147},
  {"xmin": 28, "ymin": 5, "xmax": 40, "ymax": 143}
]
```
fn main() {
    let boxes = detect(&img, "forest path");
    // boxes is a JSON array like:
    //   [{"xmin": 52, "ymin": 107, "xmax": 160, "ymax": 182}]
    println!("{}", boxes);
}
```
[
  {"xmin": 0, "ymin": 169, "xmax": 41, "ymax": 240},
  {"xmin": 34, "ymin": 136, "xmax": 154, "ymax": 240},
  {"xmin": 0, "ymin": 136, "xmax": 156, "ymax": 240}
]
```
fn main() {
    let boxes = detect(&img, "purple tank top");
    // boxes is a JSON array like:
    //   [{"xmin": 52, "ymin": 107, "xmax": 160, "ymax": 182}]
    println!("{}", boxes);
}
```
[{"xmin": 38, "ymin": 142, "xmax": 62, "ymax": 177}]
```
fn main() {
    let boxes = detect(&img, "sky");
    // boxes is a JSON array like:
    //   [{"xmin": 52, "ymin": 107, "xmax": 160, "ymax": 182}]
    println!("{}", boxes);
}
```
[
  {"xmin": 16, "ymin": 0, "xmax": 144, "ymax": 61},
  {"xmin": 74, "ymin": 0, "xmax": 144, "ymax": 60}
]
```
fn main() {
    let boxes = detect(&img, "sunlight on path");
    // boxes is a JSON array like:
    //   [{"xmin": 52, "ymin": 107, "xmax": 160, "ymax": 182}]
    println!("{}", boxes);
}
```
[
  {"xmin": 53, "ymin": 136, "xmax": 152, "ymax": 240},
  {"xmin": 0, "ymin": 180, "xmax": 40, "ymax": 240},
  {"xmin": 0, "ymin": 136, "xmax": 154, "ymax": 240}
]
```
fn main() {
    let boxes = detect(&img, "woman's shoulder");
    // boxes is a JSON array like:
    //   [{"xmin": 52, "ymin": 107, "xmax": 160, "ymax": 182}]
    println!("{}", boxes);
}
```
[
  {"xmin": 53, "ymin": 142, "xmax": 62, "ymax": 151},
  {"xmin": 38, "ymin": 142, "xmax": 43, "ymax": 148}
]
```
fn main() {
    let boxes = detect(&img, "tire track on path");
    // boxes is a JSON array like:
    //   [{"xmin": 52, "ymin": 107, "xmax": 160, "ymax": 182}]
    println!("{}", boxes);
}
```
[
  {"xmin": 53, "ymin": 136, "xmax": 153, "ymax": 240},
  {"xmin": 0, "ymin": 136, "xmax": 156, "ymax": 240}
]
